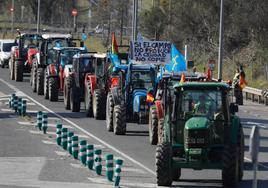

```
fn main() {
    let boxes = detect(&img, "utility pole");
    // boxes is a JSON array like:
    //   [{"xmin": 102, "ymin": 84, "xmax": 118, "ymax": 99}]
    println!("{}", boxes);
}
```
[
  {"xmin": 132, "ymin": 0, "xmax": 138, "ymax": 41},
  {"xmin": 11, "ymin": 0, "xmax": 14, "ymax": 36},
  {"xmin": 37, "ymin": 0, "xmax": 40, "ymax": 33},
  {"xmin": 217, "ymin": 0, "xmax": 224, "ymax": 80},
  {"xmin": 21, "ymin": 5, "xmax": 25, "ymax": 22}
]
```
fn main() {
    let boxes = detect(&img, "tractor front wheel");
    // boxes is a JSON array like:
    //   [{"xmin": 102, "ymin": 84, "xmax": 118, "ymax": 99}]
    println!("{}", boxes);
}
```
[
  {"xmin": 149, "ymin": 106, "xmax": 158, "ymax": 145},
  {"xmin": 9, "ymin": 59, "xmax": 15, "ymax": 80},
  {"xmin": 222, "ymin": 144, "xmax": 239, "ymax": 187},
  {"xmin": 44, "ymin": 70, "xmax": 49, "ymax": 99},
  {"xmin": 31, "ymin": 63, "xmax": 37, "ymax": 92},
  {"xmin": 93, "ymin": 89, "xmax": 106, "ymax": 120},
  {"xmin": 156, "ymin": 142, "xmax": 173, "ymax": 186},
  {"xmin": 106, "ymin": 92, "xmax": 114, "ymax": 132},
  {"xmin": 64, "ymin": 76, "xmax": 74, "ymax": 110},
  {"xmin": 36, "ymin": 68, "xmax": 44, "ymax": 95},
  {"xmin": 84, "ymin": 83, "xmax": 93, "ymax": 117},
  {"xmin": 15, "ymin": 60, "xmax": 23, "ymax": 82},
  {"xmin": 113, "ymin": 105, "xmax": 126, "ymax": 135},
  {"xmin": 70, "ymin": 87, "xmax": 81, "ymax": 112},
  {"xmin": 48, "ymin": 77, "xmax": 59, "ymax": 101}
]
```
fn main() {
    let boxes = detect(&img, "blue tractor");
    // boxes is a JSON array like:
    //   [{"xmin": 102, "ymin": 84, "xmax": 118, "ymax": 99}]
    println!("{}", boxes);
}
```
[{"xmin": 109, "ymin": 62, "xmax": 158, "ymax": 135}]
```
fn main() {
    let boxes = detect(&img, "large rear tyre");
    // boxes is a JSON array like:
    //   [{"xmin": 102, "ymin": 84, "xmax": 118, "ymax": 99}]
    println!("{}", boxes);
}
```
[
  {"xmin": 84, "ymin": 82, "xmax": 93, "ymax": 117},
  {"xmin": 70, "ymin": 87, "xmax": 81, "ymax": 112},
  {"xmin": 156, "ymin": 142, "xmax": 173, "ymax": 186},
  {"xmin": 64, "ymin": 76, "xmax": 74, "ymax": 110},
  {"xmin": 93, "ymin": 89, "xmax": 106, "ymax": 120},
  {"xmin": 15, "ymin": 61, "xmax": 23, "ymax": 82},
  {"xmin": 36, "ymin": 68, "xmax": 44, "ymax": 95},
  {"xmin": 106, "ymin": 92, "xmax": 114, "ymax": 132},
  {"xmin": 238, "ymin": 124, "xmax": 244, "ymax": 181},
  {"xmin": 149, "ymin": 106, "xmax": 158, "ymax": 145},
  {"xmin": 48, "ymin": 77, "xmax": 59, "ymax": 101},
  {"xmin": 113, "ymin": 105, "xmax": 126, "ymax": 135},
  {"xmin": 222, "ymin": 144, "xmax": 239, "ymax": 187}
]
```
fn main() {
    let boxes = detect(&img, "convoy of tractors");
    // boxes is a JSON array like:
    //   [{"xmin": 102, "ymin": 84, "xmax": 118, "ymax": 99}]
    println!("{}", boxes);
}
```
[{"xmin": 8, "ymin": 31, "xmax": 244, "ymax": 187}]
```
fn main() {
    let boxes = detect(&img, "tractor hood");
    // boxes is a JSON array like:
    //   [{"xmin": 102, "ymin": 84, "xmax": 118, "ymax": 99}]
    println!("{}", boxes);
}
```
[
  {"xmin": 133, "ymin": 89, "xmax": 147, "ymax": 113},
  {"xmin": 185, "ymin": 117, "xmax": 210, "ymax": 130}
]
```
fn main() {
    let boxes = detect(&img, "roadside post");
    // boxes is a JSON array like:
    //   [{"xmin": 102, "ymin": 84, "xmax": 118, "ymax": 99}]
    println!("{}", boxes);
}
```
[{"xmin": 249, "ymin": 125, "xmax": 260, "ymax": 188}]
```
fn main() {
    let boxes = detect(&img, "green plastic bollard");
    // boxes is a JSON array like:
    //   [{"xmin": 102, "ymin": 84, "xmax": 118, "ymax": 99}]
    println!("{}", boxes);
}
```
[
  {"xmin": 56, "ymin": 122, "xmax": 62, "ymax": 146},
  {"xmin": 13, "ymin": 96, "xmax": 18, "ymax": 112},
  {"xmin": 9, "ymin": 93, "xmax": 16, "ymax": 108},
  {"xmin": 105, "ymin": 154, "xmax": 114, "ymax": 181},
  {"xmin": 94, "ymin": 149, "xmax": 102, "ymax": 175},
  {"xmin": 37, "ymin": 111, "xmax": 43, "ymax": 130},
  {"xmin": 86, "ymin": 144, "xmax": 94, "ymax": 170},
  {"xmin": 17, "ymin": 97, "xmax": 22, "ymax": 115},
  {"xmin": 61, "ymin": 128, "xmax": 68, "ymax": 150},
  {"xmin": 72, "ymin": 135, "xmax": 79, "ymax": 159},
  {"xmin": 42, "ymin": 112, "xmax": 48, "ymax": 134},
  {"xmin": 67, "ymin": 132, "xmax": 74, "ymax": 155},
  {"xmin": 21, "ymin": 99, "xmax": 27, "ymax": 116},
  {"xmin": 114, "ymin": 159, "xmax": 123, "ymax": 187},
  {"xmin": 79, "ymin": 140, "xmax": 87, "ymax": 165}
]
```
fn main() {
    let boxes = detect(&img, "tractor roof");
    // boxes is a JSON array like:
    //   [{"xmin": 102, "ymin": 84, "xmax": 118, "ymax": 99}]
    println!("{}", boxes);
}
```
[
  {"xmin": 173, "ymin": 82, "xmax": 230, "ymax": 90},
  {"xmin": 162, "ymin": 71, "xmax": 206, "ymax": 81},
  {"xmin": 73, "ymin": 52, "xmax": 97, "ymax": 59},
  {"xmin": 93, "ymin": 53, "xmax": 107, "ymax": 59},
  {"xmin": 53, "ymin": 46, "xmax": 86, "ymax": 51},
  {"xmin": 130, "ymin": 64, "xmax": 155, "ymax": 71},
  {"xmin": 42, "ymin": 33, "xmax": 72, "ymax": 39}
]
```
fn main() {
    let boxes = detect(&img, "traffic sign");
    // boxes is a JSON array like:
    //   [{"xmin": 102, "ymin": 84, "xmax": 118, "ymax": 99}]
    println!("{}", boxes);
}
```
[{"xmin": 72, "ymin": 9, "xmax": 78, "ymax": 16}]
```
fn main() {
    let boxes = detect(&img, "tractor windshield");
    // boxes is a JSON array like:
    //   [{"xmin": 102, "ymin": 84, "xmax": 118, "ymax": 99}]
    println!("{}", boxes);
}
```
[
  {"xmin": 60, "ymin": 49, "xmax": 81, "ymax": 66},
  {"xmin": 22, "ymin": 35, "xmax": 41, "ymax": 49},
  {"xmin": 131, "ymin": 70, "xmax": 154, "ymax": 90},
  {"xmin": 177, "ymin": 90, "xmax": 224, "ymax": 121},
  {"xmin": 80, "ymin": 57, "xmax": 94, "ymax": 73}
]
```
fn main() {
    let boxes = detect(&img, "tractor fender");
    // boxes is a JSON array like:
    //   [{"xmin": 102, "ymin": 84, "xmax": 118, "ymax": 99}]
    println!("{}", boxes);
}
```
[
  {"xmin": 133, "ymin": 89, "xmax": 147, "ymax": 113},
  {"xmin": 27, "ymin": 48, "xmax": 39, "ymax": 66},
  {"xmin": 62, "ymin": 65, "xmax": 73, "ymax": 90},
  {"xmin": 155, "ymin": 100, "xmax": 164, "ymax": 120},
  {"xmin": 110, "ymin": 76, "xmax": 120, "ymax": 88},
  {"xmin": 85, "ymin": 74, "xmax": 96, "ymax": 95},
  {"xmin": 12, "ymin": 46, "xmax": 19, "ymax": 59},
  {"xmin": 231, "ymin": 115, "xmax": 241, "ymax": 144}
]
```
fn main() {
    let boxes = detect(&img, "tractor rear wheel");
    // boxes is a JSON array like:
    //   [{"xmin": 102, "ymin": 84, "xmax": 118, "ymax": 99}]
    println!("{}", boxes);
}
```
[
  {"xmin": 93, "ymin": 89, "xmax": 106, "ymax": 120},
  {"xmin": 31, "ymin": 63, "xmax": 37, "ymax": 92},
  {"xmin": 36, "ymin": 68, "xmax": 44, "ymax": 95},
  {"xmin": 48, "ymin": 77, "xmax": 58, "ymax": 101},
  {"xmin": 15, "ymin": 60, "xmax": 23, "ymax": 82},
  {"xmin": 44, "ymin": 70, "xmax": 49, "ymax": 99},
  {"xmin": 113, "ymin": 105, "xmax": 126, "ymax": 135},
  {"xmin": 84, "ymin": 83, "xmax": 93, "ymax": 117},
  {"xmin": 156, "ymin": 142, "xmax": 172, "ymax": 186},
  {"xmin": 222, "ymin": 144, "xmax": 239, "ymax": 187},
  {"xmin": 9, "ymin": 59, "xmax": 15, "ymax": 80},
  {"xmin": 64, "ymin": 76, "xmax": 74, "ymax": 110},
  {"xmin": 106, "ymin": 92, "xmax": 114, "ymax": 132},
  {"xmin": 238, "ymin": 124, "xmax": 244, "ymax": 181},
  {"xmin": 70, "ymin": 87, "xmax": 81, "ymax": 112},
  {"xmin": 149, "ymin": 106, "xmax": 158, "ymax": 145}
]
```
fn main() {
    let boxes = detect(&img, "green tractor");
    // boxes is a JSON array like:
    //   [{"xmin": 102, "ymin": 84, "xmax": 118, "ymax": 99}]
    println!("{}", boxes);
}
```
[{"xmin": 155, "ymin": 82, "xmax": 244, "ymax": 187}]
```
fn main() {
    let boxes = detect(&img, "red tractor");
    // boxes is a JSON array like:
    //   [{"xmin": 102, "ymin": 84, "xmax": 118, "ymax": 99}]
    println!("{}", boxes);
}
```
[{"xmin": 9, "ymin": 33, "xmax": 42, "ymax": 81}]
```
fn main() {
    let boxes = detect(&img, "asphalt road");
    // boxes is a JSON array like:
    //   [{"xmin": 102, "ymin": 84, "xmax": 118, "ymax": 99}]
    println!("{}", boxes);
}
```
[{"xmin": 0, "ymin": 68, "xmax": 267, "ymax": 188}]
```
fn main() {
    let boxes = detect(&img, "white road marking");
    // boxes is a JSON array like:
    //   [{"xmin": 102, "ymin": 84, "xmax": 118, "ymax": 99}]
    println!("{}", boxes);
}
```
[
  {"xmin": 0, "ymin": 97, "xmax": 10, "ymax": 100},
  {"xmin": 4, "ymin": 102, "xmax": 36, "ymax": 106},
  {"xmin": 243, "ymin": 121, "xmax": 268, "ymax": 129},
  {"xmin": 122, "ymin": 167, "xmax": 146, "ymax": 174},
  {"xmin": 88, "ymin": 177, "xmax": 157, "ymax": 188},
  {"xmin": 55, "ymin": 151, "xmax": 69, "ymax": 156},
  {"xmin": 18, "ymin": 121, "xmax": 74, "ymax": 129},
  {"xmin": 42, "ymin": 140, "xmax": 56, "ymax": 145},
  {"xmin": 94, "ymin": 144, "xmax": 106, "ymax": 149},
  {"xmin": 244, "ymin": 157, "xmax": 268, "ymax": 169},
  {"xmin": 0, "ymin": 78, "xmax": 156, "ymax": 176},
  {"xmin": 70, "ymin": 163, "xmax": 84, "ymax": 169},
  {"xmin": 29, "ymin": 130, "xmax": 54, "ymax": 135},
  {"xmin": 1, "ymin": 108, "xmax": 12, "ymax": 112}
]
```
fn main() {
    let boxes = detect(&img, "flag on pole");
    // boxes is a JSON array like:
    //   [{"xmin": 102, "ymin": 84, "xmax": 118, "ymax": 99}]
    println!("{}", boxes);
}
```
[
  {"xmin": 239, "ymin": 74, "xmax": 247, "ymax": 90},
  {"xmin": 165, "ymin": 44, "xmax": 187, "ymax": 72},
  {"xmin": 146, "ymin": 93, "xmax": 154, "ymax": 103},
  {"xmin": 111, "ymin": 32, "xmax": 119, "ymax": 54}
]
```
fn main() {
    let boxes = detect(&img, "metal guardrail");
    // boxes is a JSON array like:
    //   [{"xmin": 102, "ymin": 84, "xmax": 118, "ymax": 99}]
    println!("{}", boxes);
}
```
[{"xmin": 243, "ymin": 86, "xmax": 268, "ymax": 105}]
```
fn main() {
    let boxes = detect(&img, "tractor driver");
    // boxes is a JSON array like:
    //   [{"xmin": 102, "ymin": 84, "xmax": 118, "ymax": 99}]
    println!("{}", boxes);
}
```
[
  {"xmin": 133, "ymin": 73, "xmax": 145, "ymax": 88},
  {"xmin": 193, "ymin": 94, "xmax": 213, "ymax": 117}
]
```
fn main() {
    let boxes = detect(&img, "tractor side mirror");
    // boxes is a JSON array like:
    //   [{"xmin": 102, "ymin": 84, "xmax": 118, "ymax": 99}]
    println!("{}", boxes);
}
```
[{"xmin": 230, "ymin": 103, "xmax": 238, "ymax": 114}]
